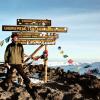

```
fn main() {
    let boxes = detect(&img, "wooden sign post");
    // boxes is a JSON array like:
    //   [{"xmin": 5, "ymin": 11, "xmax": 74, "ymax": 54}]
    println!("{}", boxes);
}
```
[
  {"xmin": 44, "ymin": 45, "xmax": 48, "ymax": 82},
  {"xmin": 2, "ymin": 19, "xmax": 68, "ymax": 83}
]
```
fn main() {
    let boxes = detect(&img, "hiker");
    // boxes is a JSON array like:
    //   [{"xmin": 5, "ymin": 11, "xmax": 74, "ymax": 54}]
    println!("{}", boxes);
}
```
[{"xmin": 0, "ymin": 33, "xmax": 31, "ymax": 90}]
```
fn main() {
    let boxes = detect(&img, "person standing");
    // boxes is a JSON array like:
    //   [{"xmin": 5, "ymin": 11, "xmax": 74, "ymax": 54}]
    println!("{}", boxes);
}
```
[{"xmin": 0, "ymin": 33, "xmax": 31, "ymax": 90}]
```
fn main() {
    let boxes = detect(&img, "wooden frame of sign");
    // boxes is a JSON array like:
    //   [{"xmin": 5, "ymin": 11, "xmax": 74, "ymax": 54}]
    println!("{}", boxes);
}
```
[{"xmin": 15, "ymin": 32, "xmax": 57, "ymax": 82}]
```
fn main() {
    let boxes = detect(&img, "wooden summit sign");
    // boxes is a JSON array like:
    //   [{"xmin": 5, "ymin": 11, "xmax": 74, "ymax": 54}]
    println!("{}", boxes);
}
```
[
  {"xmin": 12, "ymin": 32, "xmax": 58, "ymax": 45},
  {"xmin": 16, "ymin": 39, "xmax": 56, "ymax": 45},
  {"xmin": 2, "ymin": 19, "xmax": 68, "ymax": 82},
  {"xmin": 14, "ymin": 32, "xmax": 58, "ymax": 39},
  {"xmin": 17, "ymin": 19, "xmax": 51, "ymax": 26},
  {"xmin": 2, "ymin": 25, "xmax": 67, "ymax": 32},
  {"xmin": 14, "ymin": 32, "xmax": 58, "ymax": 45}
]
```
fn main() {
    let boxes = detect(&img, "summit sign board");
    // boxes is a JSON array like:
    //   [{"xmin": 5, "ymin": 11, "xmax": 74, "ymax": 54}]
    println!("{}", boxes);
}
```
[
  {"xmin": 2, "ymin": 19, "xmax": 68, "ymax": 45},
  {"xmin": 2, "ymin": 25, "xmax": 67, "ymax": 32},
  {"xmin": 17, "ymin": 19, "xmax": 51, "ymax": 26}
]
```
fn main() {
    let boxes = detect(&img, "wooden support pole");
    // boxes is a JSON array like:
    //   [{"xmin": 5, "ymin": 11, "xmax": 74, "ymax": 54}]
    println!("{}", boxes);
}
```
[
  {"xmin": 44, "ymin": 45, "xmax": 48, "ymax": 83},
  {"xmin": 24, "ymin": 44, "xmax": 44, "ymax": 63}
]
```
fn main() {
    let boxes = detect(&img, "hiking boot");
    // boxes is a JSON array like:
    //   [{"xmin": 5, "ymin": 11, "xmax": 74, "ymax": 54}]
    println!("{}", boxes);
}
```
[
  {"xmin": 0, "ymin": 82, "xmax": 9, "ymax": 91},
  {"xmin": 25, "ymin": 83, "xmax": 38, "ymax": 100}
]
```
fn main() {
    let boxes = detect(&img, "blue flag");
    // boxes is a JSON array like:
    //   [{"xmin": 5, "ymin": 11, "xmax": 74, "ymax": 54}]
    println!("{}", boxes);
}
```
[{"xmin": 5, "ymin": 36, "xmax": 10, "ymax": 43}]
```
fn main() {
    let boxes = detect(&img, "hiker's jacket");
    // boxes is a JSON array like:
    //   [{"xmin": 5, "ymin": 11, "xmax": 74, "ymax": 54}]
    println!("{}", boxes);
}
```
[{"xmin": 4, "ymin": 42, "xmax": 24, "ymax": 64}]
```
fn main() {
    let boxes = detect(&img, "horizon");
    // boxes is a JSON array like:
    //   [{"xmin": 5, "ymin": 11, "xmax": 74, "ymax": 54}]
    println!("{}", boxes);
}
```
[{"xmin": 0, "ymin": 0, "xmax": 100, "ymax": 63}]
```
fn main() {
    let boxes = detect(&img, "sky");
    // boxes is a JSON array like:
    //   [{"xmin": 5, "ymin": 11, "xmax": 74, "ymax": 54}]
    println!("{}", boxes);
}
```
[{"xmin": 0, "ymin": 0, "xmax": 100, "ymax": 63}]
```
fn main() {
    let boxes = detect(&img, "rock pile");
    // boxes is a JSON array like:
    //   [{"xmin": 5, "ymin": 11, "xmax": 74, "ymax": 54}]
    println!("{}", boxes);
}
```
[{"xmin": 0, "ymin": 64, "xmax": 100, "ymax": 100}]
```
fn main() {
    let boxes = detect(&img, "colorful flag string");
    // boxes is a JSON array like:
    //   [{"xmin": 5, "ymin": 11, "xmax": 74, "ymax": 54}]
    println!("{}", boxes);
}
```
[
  {"xmin": 0, "ymin": 36, "xmax": 11, "ymax": 47},
  {"xmin": 0, "ymin": 40, "xmax": 4, "ymax": 46},
  {"xmin": 58, "ymin": 46, "xmax": 68, "ymax": 59},
  {"xmin": 5, "ymin": 36, "xmax": 10, "ymax": 43},
  {"xmin": 58, "ymin": 46, "xmax": 74, "ymax": 65}
]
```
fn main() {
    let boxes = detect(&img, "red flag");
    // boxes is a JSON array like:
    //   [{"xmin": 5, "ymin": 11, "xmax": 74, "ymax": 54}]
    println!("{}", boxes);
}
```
[
  {"xmin": 87, "ymin": 69, "xmax": 92, "ymax": 75},
  {"xmin": 68, "ymin": 59, "xmax": 74, "ymax": 64}
]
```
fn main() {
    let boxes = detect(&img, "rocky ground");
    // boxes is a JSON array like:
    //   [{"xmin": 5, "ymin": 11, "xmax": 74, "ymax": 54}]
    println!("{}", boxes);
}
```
[{"xmin": 0, "ymin": 64, "xmax": 100, "ymax": 100}]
